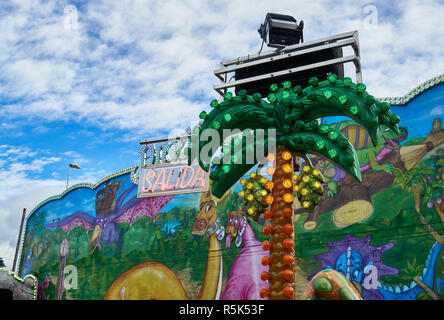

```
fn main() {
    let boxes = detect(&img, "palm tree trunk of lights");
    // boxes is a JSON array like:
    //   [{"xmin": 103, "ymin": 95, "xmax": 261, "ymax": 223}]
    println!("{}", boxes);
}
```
[{"xmin": 267, "ymin": 147, "xmax": 297, "ymax": 299}]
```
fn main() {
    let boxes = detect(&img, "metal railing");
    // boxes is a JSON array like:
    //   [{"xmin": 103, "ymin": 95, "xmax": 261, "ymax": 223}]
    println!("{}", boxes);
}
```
[{"xmin": 214, "ymin": 30, "xmax": 362, "ymax": 96}]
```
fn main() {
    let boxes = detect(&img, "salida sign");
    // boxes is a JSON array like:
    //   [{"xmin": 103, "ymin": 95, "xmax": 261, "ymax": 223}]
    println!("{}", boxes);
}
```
[{"xmin": 137, "ymin": 163, "xmax": 209, "ymax": 197}]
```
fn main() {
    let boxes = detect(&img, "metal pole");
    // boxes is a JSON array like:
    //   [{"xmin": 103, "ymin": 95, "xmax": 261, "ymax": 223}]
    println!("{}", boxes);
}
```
[
  {"xmin": 13, "ymin": 208, "xmax": 26, "ymax": 272},
  {"xmin": 66, "ymin": 166, "xmax": 71, "ymax": 189}
]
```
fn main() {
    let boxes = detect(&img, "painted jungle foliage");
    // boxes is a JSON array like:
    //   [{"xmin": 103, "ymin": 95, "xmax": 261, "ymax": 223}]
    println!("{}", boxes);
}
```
[{"xmin": 19, "ymin": 79, "xmax": 444, "ymax": 300}]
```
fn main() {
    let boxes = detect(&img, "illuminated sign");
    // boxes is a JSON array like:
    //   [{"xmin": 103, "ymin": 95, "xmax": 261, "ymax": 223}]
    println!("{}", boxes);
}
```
[{"xmin": 137, "ymin": 163, "xmax": 209, "ymax": 197}]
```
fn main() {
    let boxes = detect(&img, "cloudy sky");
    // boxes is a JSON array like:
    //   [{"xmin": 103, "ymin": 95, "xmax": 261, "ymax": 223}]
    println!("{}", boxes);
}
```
[{"xmin": 1, "ymin": 0, "xmax": 444, "ymax": 269}]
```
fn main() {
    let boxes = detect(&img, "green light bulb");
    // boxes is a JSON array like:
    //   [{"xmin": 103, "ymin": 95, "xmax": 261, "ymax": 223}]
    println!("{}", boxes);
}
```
[
  {"xmin": 282, "ymin": 81, "xmax": 292, "ymax": 90},
  {"xmin": 356, "ymin": 83, "xmax": 366, "ymax": 93},
  {"xmin": 315, "ymin": 140, "xmax": 326, "ymax": 150},
  {"xmin": 199, "ymin": 111, "xmax": 208, "ymax": 120},
  {"xmin": 268, "ymin": 93, "xmax": 277, "ymax": 103},
  {"xmin": 319, "ymin": 124, "xmax": 330, "ymax": 134},
  {"xmin": 210, "ymin": 99, "xmax": 219, "ymax": 108},
  {"xmin": 252, "ymin": 92, "xmax": 262, "ymax": 102},
  {"xmin": 327, "ymin": 148, "xmax": 338, "ymax": 159},
  {"xmin": 238, "ymin": 89, "xmax": 247, "ymax": 98},
  {"xmin": 224, "ymin": 92, "xmax": 233, "ymax": 100},
  {"xmin": 339, "ymin": 95, "xmax": 348, "ymax": 105},
  {"xmin": 343, "ymin": 77, "xmax": 352, "ymax": 87},
  {"xmin": 324, "ymin": 90, "xmax": 333, "ymax": 99},
  {"xmin": 349, "ymin": 105, "xmax": 359, "ymax": 115},
  {"xmin": 269, "ymin": 83, "xmax": 279, "ymax": 93},
  {"xmin": 327, "ymin": 74, "xmax": 337, "ymax": 83},
  {"xmin": 309, "ymin": 77, "xmax": 318, "ymax": 87}
]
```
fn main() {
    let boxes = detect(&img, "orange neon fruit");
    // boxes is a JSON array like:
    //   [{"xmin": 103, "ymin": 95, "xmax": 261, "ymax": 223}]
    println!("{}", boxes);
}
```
[
  {"xmin": 283, "ymin": 224, "xmax": 294, "ymax": 235},
  {"xmin": 282, "ymin": 269, "xmax": 294, "ymax": 281},
  {"xmin": 282, "ymin": 163, "xmax": 292, "ymax": 173},
  {"xmin": 260, "ymin": 288, "xmax": 271, "ymax": 298},
  {"xmin": 283, "ymin": 193, "xmax": 293, "ymax": 203},
  {"xmin": 264, "ymin": 180, "xmax": 274, "ymax": 190},
  {"xmin": 283, "ymin": 286, "xmax": 294, "ymax": 297},
  {"xmin": 283, "ymin": 254, "xmax": 294, "ymax": 265},
  {"xmin": 264, "ymin": 209, "xmax": 273, "ymax": 219},
  {"xmin": 262, "ymin": 240, "xmax": 272, "ymax": 251},
  {"xmin": 282, "ymin": 178, "xmax": 293, "ymax": 189},
  {"xmin": 283, "ymin": 238, "xmax": 294, "ymax": 249},
  {"xmin": 261, "ymin": 256, "xmax": 272, "ymax": 266},
  {"xmin": 264, "ymin": 195, "xmax": 274, "ymax": 205},
  {"xmin": 282, "ymin": 150, "xmax": 292, "ymax": 161},
  {"xmin": 263, "ymin": 225, "xmax": 274, "ymax": 234},
  {"xmin": 282, "ymin": 207, "xmax": 293, "ymax": 218},
  {"xmin": 261, "ymin": 271, "xmax": 272, "ymax": 281}
]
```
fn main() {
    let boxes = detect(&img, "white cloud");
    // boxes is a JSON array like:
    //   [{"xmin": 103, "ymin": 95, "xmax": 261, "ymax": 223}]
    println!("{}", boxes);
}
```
[{"xmin": 430, "ymin": 105, "xmax": 443, "ymax": 116}]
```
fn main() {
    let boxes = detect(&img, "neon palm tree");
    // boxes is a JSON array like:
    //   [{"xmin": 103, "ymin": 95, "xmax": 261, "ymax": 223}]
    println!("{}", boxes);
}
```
[{"xmin": 192, "ymin": 75, "xmax": 400, "ymax": 300}]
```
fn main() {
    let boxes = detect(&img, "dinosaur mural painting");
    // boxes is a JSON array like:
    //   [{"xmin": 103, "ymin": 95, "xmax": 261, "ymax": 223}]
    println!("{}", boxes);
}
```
[
  {"xmin": 312, "ymin": 234, "xmax": 398, "ymax": 300},
  {"xmin": 299, "ymin": 117, "xmax": 443, "ymax": 230},
  {"xmin": 46, "ymin": 182, "xmax": 173, "ymax": 254},
  {"xmin": 15, "ymin": 76, "xmax": 444, "ymax": 300},
  {"xmin": 376, "ymin": 237, "xmax": 443, "ymax": 300},
  {"xmin": 222, "ymin": 210, "xmax": 269, "ymax": 300},
  {"xmin": 103, "ymin": 188, "xmax": 229, "ymax": 300}
]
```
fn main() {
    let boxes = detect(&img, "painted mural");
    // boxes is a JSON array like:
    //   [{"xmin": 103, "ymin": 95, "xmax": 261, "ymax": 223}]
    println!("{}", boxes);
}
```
[{"xmin": 19, "ymin": 76, "xmax": 444, "ymax": 300}]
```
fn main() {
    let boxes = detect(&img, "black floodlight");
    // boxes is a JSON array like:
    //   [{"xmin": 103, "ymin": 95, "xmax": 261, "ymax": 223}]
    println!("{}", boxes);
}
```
[{"xmin": 258, "ymin": 13, "xmax": 304, "ymax": 48}]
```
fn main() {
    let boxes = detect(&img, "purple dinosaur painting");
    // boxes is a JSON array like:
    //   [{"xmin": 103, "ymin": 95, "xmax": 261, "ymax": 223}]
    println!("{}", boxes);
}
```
[
  {"xmin": 312, "ymin": 234, "xmax": 398, "ymax": 300},
  {"xmin": 46, "ymin": 182, "xmax": 173, "ymax": 254},
  {"xmin": 222, "ymin": 210, "xmax": 269, "ymax": 300}
]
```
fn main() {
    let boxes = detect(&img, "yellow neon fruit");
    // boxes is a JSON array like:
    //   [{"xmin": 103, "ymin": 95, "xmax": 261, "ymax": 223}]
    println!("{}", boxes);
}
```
[
  {"xmin": 248, "ymin": 207, "xmax": 256, "ymax": 215},
  {"xmin": 240, "ymin": 179, "xmax": 247, "ymax": 186},
  {"xmin": 260, "ymin": 190, "xmax": 268, "ymax": 197},
  {"xmin": 301, "ymin": 188, "xmax": 309, "ymax": 196},
  {"xmin": 292, "ymin": 173, "xmax": 299, "ymax": 181},
  {"xmin": 312, "ymin": 169, "xmax": 321, "ymax": 177},
  {"xmin": 247, "ymin": 194, "xmax": 254, "ymax": 201},
  {"xmin": 302, "ymin": 176, "xmax": 310, "ymax": 183},
  {"xmin": 313, "ymin": 181, "xmax": 322, "ymax": 189},
  {"xmin": 260, "ymin": 177, "xmax": 268, "ymax": 184},
  {"xmin": 282, "ymin": 179, "xmax": 293, "ymax": 189},
  {"xmin": 282, "ymin": 151, "xmax": 292, "ymax": 161},
  {"xmin": 303, "ymin": 165, "xmax": 311, "ymax": 173},
  {"xmin": 293, "ymin": 185, "xmax": 300, "ymax": 192},
  {"xmin": 283, "ymin": 164, "xmax": 292, "ymax": 173},
  {"xmin": 239, "ymin": 190, "xmax": 245, "ymax": 197},
  {"xmin": 303, "ymin": 201, "xmax": 311, "ymax": 208},
  {"xmin": 247, "ymin": 182, "xmax": 254, "ymax": 190},
  {"xmin": 249, "ymin": 172, "xmax": 257, "ymax": 179}
]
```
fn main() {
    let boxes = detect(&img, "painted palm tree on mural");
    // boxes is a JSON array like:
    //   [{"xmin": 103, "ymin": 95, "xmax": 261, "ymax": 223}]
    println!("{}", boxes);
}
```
[{"xmin": 191, "ymin": 75, "xmax": 401, "ymax": 300}]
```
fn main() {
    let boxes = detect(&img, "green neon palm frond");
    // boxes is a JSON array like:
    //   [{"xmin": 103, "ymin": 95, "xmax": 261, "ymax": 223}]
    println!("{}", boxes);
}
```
[
  {"xmin": 199, "ymin": 91, "xmax": 272, "ymax": 133},
  {"xmin": 207, "ymin": 131, "xmax": 272, "ymax": 198},
  {"xmin": 284, "ymin": 75, "xmax": 400, "ymax": 145},
  {"xmin": 285, "ymin": 124, "xmax": 361, "ymax": 181}
]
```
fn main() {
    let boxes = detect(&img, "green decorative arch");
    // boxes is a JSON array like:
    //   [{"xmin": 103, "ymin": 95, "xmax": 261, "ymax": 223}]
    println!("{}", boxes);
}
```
[{"xmin": 377, "ymin": 74, "xmax": 444, "ymax": 105}]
